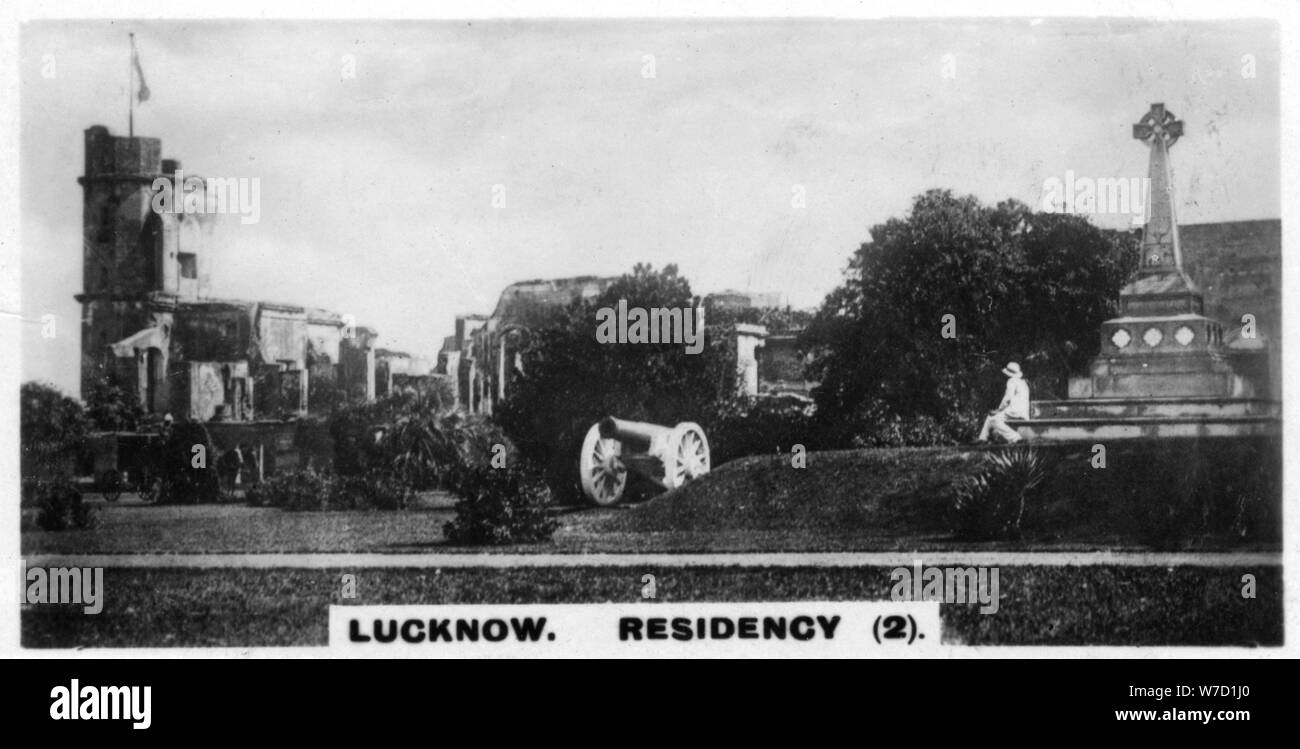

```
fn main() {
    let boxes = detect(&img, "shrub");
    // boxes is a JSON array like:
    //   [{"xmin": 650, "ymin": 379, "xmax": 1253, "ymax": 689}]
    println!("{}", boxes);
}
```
[
  {"xmin": 332, "ymin": 472, "xmax": 411, "ymax": 511},
  {"xmin": 707, "ymin": 395, "xmax": 818, "ymax": 465},
  {"xmin": 246, "ymin": 468, "xmax": 333, "ymax": 511},
  {"xmin": 84, "ymin": 375, "xmax": 145, "ymax": 432},
  {"xmin": 443, "ymin": 463, "xmax": 558, "ymax": 545},
  {"xmin": 330, "ymin": 393, "xmax": 513, "ymax": 492},
  {"xmin": 391, "ymin": 410, "xmax": 513, "ymax": 492},
  {"xmin": 27, "ymin": 479, "xmax": 96, "ymax": 532},
  {"xmin": 950, "ymin": 445, "xmax": 1046, "ymax": 540},
  {"xmin": 246, "ymin": 468, "xmax": 411, "ymax": 511},
  {"xmin": 850, "ymin": 412, "xmax": 969, "ymax": 449}
]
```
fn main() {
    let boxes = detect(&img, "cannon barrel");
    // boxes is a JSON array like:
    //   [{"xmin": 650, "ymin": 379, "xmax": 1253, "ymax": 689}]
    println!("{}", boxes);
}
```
[
  {"xmin": 581, "ymin": 416, "xmax": 712, "ymax": 505},
  {"xmin": 598, "ymin": 416, "xmax": 672, "ymax": 448}
]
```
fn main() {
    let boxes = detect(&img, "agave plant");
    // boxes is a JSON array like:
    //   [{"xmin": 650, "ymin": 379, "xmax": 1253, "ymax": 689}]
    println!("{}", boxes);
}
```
[
  {"xmin": 381, "ymin": 407, "xmax": 516, "ymax": 491},
  {"xmin": 951, "ymin": 445, "xmax": 1046, "ymax": 540},
  {"xmin": 386, "ymin": 411, "xmax": 459, "ymax": 489}
]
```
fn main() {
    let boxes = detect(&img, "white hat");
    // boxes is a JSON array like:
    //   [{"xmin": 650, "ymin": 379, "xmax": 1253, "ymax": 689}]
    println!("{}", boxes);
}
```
[
  {"xmin": 1002, "ymin": 362, "xmax": 1023, "ymax": 378},
  {"xmin": 163, "ymin": 413, "xmax": 174, "ymax": 423}
]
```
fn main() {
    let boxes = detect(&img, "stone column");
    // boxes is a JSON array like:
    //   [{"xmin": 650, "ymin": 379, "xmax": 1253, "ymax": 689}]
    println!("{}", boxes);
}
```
[{"xmin": 734, "ymin": 324, "xmax": 768, "ymax": 397}]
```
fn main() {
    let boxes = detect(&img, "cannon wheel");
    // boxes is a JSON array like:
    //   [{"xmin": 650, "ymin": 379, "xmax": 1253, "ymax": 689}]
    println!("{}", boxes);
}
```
[
  {"xmin": 580, "ymin": 423, "xmax": 628, "ymax": 506},
  {"xmin": 138, "ymin": 475, "xmax": 163, "ymax": 505},
  {"xmin": 663, "ymin": 422, "xmax": 710, "ymax": 491}
]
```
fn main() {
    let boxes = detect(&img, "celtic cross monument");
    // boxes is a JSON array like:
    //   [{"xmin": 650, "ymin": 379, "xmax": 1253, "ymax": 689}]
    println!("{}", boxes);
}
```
[
  {"xmin": 1085, "ymin": 103, "xmax": 1237, "ymax": 399},
  {"xmin": 1012, "ymin": 103, "xmax": 1278, "ymax": 441}
]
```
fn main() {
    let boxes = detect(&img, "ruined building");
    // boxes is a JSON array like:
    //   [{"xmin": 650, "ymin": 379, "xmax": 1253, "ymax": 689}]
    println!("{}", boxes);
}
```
[{"xmin": 76, "ymin": 125, "xmax": 380, "ymax": 423}]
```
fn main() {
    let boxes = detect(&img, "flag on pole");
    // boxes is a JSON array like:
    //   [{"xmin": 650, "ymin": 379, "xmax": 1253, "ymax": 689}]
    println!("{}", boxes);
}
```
[{"xmin": 130, "ymin": 34, "xmax": 150, "ymax": 103}]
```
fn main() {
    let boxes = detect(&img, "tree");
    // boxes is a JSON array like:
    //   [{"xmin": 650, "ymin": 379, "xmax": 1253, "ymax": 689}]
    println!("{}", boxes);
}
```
[
  {"xmin": 805, "ymin": 190, "xmax": 1138, "ymax": 442},
  {"xmin": 495, "ymin": 263, "xmax": 743, "ymax": 502},
  {"xmin": 84, "ymin": 375, "xmax": 144, "ymax": 432},
  {"xmin": 20, "ymin": 382, "xmax": 89, "ymax": 480}
]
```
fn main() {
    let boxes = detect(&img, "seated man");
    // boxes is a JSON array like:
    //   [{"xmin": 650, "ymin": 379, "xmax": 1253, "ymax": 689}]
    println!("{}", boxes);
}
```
[{"xmin": 976, "ymin": 362, "xmax": 1029, "ymax": 444}]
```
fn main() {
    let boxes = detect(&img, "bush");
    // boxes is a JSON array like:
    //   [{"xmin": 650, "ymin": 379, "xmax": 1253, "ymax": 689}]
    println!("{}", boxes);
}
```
[
  {"xmin": 332, "ymin": 472, "xmax": 411, "ymax": 511},
  {"xmin": 848, "ymin": 412, "xmax": 972, "ymax": 449},
  {"xmin": 330, "ymin": 393, "xmax": 513, "ymax": 492},
  {"xmin": 246, "ymin": 468, "xmax": 410, "ymax": 511},
  {"xmin": 27, "ymin": 479, "xmax": 96, "ymax": 532},
  {"xmin": 84, "ymin": 375, "xmax": 144, "ymax": 432},
  {"xmin": 950, "ymin": 446, "xmax": 1046, "ymax": 540},
  {"xmin": 246, "ymin": 468, "xmax": 331, "ymax": 510},
  {"xmin": 443, "ymin": 463, "xmax": 558, "ymax": 545},
  {"xmin": 707, "ymin": 395, "xmax": 819, "ymax": 465}
]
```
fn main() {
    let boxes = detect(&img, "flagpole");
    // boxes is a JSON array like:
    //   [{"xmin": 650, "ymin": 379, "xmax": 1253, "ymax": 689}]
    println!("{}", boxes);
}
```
[{"xmin": 128, "ymin": 33, "xmax": 134, "ymax": 137}]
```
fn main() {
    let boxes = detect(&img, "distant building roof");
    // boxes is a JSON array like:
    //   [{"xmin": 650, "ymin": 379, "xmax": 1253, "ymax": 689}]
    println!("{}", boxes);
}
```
[{"xmin": 491, "ymin": 275, "xmax": 617, "ymax": 329}]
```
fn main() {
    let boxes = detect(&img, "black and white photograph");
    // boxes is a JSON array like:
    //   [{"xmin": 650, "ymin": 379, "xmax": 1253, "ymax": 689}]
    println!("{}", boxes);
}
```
[{"xmin": 3, "ymin": 0, "xmax": 1294, "ymax": 673}]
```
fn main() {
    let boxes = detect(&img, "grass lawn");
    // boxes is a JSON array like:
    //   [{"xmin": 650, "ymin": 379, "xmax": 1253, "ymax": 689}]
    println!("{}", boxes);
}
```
[
  {"xmin": 24, "ymin": 445, "xmax": 1279, "ymax": 554},
  {"xmin": 21, "ymin": 565, "xmax": 1281, "ymax": 648}
]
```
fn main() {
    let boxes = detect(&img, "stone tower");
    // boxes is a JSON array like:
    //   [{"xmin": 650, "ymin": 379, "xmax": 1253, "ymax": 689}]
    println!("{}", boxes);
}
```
[{"xmin": 76, "ymin": 125, "xmax": 213, "ymax": 411}]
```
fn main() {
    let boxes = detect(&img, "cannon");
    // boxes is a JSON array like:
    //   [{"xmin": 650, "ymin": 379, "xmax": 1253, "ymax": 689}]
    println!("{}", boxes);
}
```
[{"xmin": 579, "ymin": 416, "xmax": 711, "ymax": 505}]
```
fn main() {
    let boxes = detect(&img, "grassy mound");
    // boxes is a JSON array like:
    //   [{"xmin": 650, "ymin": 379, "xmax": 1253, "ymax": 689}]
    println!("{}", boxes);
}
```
[
  {"xmin": 607, "ymin": 447, "xmax": 982, "ymax": 538},
  {"xmin": 590, "ymin": 439, "xmax": 1279, "ymax": 551}
]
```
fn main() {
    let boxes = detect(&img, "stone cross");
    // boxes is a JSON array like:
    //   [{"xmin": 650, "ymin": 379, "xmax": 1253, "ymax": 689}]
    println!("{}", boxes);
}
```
[{"xmin": 1133, "ymin": 103, "xmax": 1184, "ymax": 271}]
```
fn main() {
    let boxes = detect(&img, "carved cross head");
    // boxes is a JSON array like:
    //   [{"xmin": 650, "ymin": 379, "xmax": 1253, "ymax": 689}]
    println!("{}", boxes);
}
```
[{"xmin": 1132, "ymin": 103, "xmax": 1184, "ymax": 148}]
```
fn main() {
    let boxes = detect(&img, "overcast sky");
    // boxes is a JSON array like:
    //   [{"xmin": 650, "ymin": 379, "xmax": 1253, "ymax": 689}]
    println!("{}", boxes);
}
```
[{"xmin": 20, "ymin": 18, "xmax": 1280, "ymax": 396}]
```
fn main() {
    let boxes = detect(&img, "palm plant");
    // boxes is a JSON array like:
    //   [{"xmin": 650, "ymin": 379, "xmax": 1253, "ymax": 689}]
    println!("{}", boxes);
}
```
[{"xmin": 951, "ymin": 445, "xmax": 1046, "ymax": 540}]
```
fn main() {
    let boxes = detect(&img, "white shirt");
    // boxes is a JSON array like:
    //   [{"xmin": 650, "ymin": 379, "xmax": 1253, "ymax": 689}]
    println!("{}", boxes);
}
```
[{"xmin": 998, "ymin": 377, "xmax": 1030, "ymax": 419}]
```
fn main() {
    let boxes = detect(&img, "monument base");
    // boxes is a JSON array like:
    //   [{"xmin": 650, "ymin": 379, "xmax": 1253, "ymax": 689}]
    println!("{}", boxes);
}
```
[{"xmin": 1009, "ymin": 397, "xmax": 1280, "ymax": 442}]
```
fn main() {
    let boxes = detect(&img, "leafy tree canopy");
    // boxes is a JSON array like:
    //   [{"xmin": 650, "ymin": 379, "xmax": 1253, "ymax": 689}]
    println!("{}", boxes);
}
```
[
  {"xmin": 805, "ymin": 189, "xmax": 1138, "ymax": 426},
  {"xmin": 21, "ymin": 382, "xmax": 89, "ymax": 478}
]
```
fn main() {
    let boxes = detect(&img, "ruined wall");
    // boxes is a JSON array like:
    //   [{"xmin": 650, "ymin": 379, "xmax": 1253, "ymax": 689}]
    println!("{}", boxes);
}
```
[
  {"xmin": 307, "ymin": 320, "xmax": 342, "ymax": 366},
  {"xmin": 1180, "ymin": 219, "xmax": 1281, "ymax": 400},
  {"xmin": 172, "ymin": 303, "xmax": 251, "ymax": 362},
  {"xmin": 756, "ymin": 335, "xmax": 813, "ymax": 395},
  {"xmin": 80, "ymin": 300, "xmax": 160, "ymax": 398},
  {"xmin": 339, "ymin": 328, "xmax": 378, "ymax": 403},
  {"xmin": 1181, "ymin": 220, "xmax": 1280, "ymax": 342},
  {"xmin": 257, "ymin": 308, "xmax": 308, "ymax": 369},
  {"xmin": 306, "ymin": 320, "xmax": 343, "ymax": 412}
]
